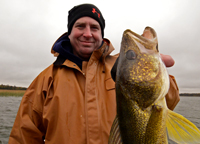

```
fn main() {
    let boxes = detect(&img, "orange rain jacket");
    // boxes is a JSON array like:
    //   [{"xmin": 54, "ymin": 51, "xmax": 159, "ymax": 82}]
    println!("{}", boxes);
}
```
[{"xmin": 9, "ymin": 33, "xmax": 180, "ymax": 144}]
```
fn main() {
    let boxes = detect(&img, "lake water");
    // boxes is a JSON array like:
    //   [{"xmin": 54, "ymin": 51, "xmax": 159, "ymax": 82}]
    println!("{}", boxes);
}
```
[
  {"xmin": 0, "ymin": 96, "xmax": 200, "ymax": 144},
  {"xmin": 0, "ymin": 96, "xmax": 22, "ymax": 144}
]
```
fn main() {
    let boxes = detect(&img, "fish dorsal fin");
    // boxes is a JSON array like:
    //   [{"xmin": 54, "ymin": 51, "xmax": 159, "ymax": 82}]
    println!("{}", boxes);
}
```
[
  {"xmin": 166, "ymin": 109, "xmax": 200, "ymax": 143},
  {"xmin": 108, "ymin": 116, "xmax": 123, "ymax": 144}
]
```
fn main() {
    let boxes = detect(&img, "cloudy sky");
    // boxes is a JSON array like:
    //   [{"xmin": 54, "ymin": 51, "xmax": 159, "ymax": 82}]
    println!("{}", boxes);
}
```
[{"xmin": 0, "ymin": 0, "xmax": 199, "ymax": 93}]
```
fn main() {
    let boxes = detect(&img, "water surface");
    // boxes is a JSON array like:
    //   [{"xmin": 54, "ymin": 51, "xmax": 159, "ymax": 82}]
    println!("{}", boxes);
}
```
[
  {"xmin": 0, "ymin": 96, "xmax": 22, "ymax": 144},
  {"xmin": 0, "ymin": 96, "xmax": 199, "ymax": 144}
]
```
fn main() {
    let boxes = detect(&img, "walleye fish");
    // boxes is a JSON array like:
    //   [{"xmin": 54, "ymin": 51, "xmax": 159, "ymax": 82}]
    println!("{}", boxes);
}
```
[{"xmin": 109, "ymin": 27, "xmax": 200, "ymax": 144}]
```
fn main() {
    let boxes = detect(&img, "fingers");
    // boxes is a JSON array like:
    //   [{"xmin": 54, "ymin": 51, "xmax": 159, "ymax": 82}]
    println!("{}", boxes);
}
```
[{"xmin": 160, "ymin": 53, "xmax": 175, "ymax": 67}]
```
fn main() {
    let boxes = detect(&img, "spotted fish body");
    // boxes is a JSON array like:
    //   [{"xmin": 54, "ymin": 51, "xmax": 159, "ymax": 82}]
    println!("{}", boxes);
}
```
[{"xmin": 109, "ymin": 27, "xmax": 200, "ymax": 144}]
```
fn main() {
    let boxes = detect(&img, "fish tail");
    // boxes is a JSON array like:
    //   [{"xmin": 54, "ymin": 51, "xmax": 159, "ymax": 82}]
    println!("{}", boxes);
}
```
[{"xmin": 166, "ymin": 109, "xmax": 200, "ymax": 143}]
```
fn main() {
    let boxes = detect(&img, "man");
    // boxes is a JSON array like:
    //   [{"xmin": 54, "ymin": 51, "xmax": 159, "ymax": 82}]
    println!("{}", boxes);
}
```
[{"xmin": 9, "ymin": 3, "xmax": 179, "ymax": 144}]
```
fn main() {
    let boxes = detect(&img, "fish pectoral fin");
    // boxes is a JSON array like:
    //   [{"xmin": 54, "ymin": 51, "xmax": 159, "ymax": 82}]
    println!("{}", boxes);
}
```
[
  {"xmin": 108, "ymin": 116, "xmax": 123, "ymax": 144},
  {"xmin": 166, "ymin": 109, "xmax": 200, "ymax": 143}
]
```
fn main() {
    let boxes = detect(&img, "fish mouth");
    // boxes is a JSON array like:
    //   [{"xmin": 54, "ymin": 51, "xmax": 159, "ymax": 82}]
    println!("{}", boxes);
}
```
[
  {"xmin": 124, "ymin": 27, "xmax": 158, "ymax": 46},
  {"xmin": 123, "ymin": 27, "xmax": 158, "ymax": 54}
]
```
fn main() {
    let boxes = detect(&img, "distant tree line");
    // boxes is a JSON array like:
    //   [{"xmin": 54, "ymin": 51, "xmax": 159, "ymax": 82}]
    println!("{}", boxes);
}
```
[
  {"xmin": 180, "ymin": 93, "xmax": 200, "ymax": 96},
  {"xmin": 0, "ymin": 84, "xmax": 27, "ymax": 90}
]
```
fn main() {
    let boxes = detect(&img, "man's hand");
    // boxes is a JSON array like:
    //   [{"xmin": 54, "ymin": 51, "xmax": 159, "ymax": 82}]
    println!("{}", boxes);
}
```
[{"xmin": 160, "ymin": 53, "xmax": 175, "ymax": 67}]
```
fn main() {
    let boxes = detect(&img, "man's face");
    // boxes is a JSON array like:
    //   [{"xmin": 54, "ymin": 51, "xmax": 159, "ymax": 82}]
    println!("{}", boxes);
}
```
[{"xmin": 68, "ymin": 16, "xmax": 103, "ymax": 61}]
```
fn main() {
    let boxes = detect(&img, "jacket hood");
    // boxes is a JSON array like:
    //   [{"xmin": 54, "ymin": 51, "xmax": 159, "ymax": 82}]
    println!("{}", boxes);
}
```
[{"xmin": 51, "ymin": 32, "xmax": 82, "ymax": 68}]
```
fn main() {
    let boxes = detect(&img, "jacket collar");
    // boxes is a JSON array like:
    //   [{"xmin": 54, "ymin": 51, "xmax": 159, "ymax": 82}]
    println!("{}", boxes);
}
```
[
  {"xmin": 52, "ymin": 32, "xmax": 115, "ymax": 69},
  {"xmin": 52, "ymin": 33, "xmax": 82, "ymax": 68}
]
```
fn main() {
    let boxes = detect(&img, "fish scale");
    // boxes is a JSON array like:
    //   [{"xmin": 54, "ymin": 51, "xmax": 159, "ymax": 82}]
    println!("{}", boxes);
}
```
[{"xmin": 109, "ymin": 27, "xmax": 200, "ymax": 144}]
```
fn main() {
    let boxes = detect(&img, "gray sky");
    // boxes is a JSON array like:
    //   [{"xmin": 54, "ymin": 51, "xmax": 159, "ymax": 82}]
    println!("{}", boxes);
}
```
[{"xmin": 0, "ymin": 0, "xmax": 200, "ymax": 93}]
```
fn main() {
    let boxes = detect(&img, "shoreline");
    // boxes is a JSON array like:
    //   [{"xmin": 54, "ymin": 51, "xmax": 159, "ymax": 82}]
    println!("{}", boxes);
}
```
[
  {"xmin": 0, "ymin": 89, "xmax": 26, "ymax": 96},
  {"xmin": 0, "ymin": 89, "xmax": 200, "ymax": 97},
  {"xmin": 180, "ymin": 93, "xmax": 200, "ymax": 96}
]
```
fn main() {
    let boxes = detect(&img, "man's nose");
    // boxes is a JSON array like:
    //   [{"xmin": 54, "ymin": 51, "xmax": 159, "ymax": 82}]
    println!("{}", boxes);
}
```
[{"xmin": 83, "ymin": 27, "xmax": 92, "ymax": 38}]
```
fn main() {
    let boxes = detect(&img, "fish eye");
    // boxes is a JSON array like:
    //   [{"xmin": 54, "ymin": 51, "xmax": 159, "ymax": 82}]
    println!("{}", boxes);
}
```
[{"xmin": 126, "ymin": 50, "xmax": 137, "ymax": 60}]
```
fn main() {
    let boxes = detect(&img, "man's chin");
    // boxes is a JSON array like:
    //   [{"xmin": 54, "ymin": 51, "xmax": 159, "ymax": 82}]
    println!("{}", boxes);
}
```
[{"xmin": 79, "ymin": 52, "xmax": 92, "ymax": 61}]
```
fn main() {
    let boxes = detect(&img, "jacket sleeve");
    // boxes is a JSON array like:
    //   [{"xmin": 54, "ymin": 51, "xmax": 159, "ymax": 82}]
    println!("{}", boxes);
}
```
[
  {"xmin": 8, "ymin": 74, "xmax": 48, "ymax": 144},
  {"xmin": 165, "ymin": 75, "xmax": 180, "ymax": 110}
]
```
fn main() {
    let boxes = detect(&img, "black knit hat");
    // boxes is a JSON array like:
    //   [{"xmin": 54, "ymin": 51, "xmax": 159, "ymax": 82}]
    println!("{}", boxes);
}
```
[{"xmin": 67, "ymin": 4, "xmax": 105, "ymax": 37}]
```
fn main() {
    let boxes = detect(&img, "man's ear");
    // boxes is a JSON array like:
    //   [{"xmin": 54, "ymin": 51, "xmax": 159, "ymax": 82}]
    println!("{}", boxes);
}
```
[{"xmin": 111, "ymin": 57, "xmax": 119, "ymax": 82}]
